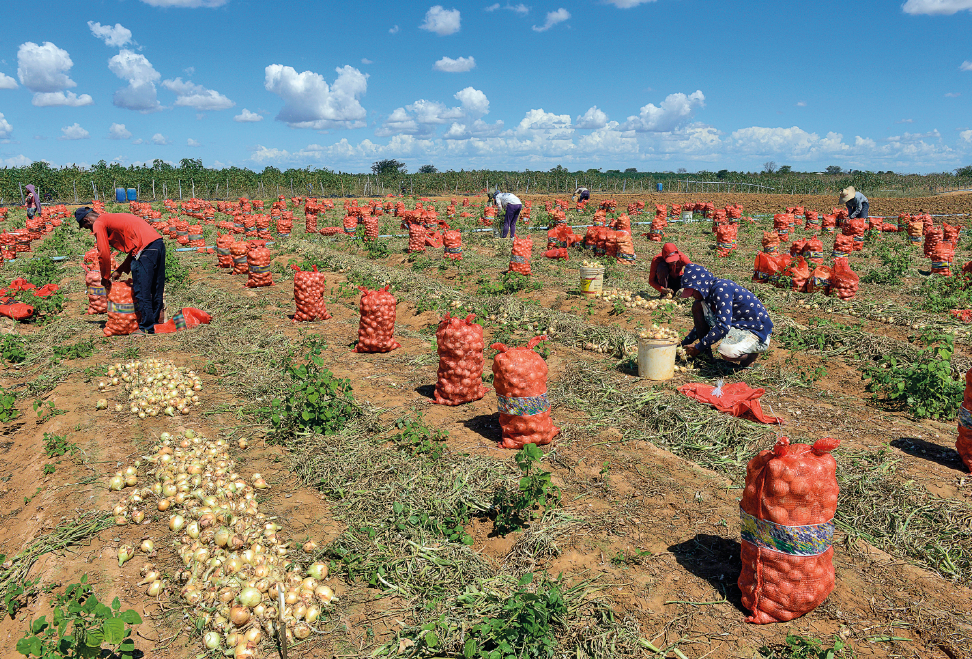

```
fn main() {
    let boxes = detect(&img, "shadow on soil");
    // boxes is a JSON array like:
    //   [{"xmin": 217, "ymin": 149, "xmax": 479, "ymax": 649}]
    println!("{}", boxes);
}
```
[
  {"xmin": 462, "ymin": 413, "xmax": 503, "ymax": 443},
  {"xmin": 890, "ymin": 436, "xmax": 967, "ymax": 472},
  {"xmin": 668, "ymin": 534, "xmax": 746, "ymax": 614}
]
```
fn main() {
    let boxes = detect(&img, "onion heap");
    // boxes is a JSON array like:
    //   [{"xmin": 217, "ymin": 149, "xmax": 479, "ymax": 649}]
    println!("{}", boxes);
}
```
[
  {"xmin": 580, "ymin": 260, "xmax": 603, "ymax": 269},
  {"xmin": 96, "ymin": 359, "xmax": 203, "ymax": 419},
  {"xmin": 130, "ymin": 429, "xmax": 333, "ymax": 657},
  {"xmin": 595, "ymin": 288, "xmax": 680, "ymax": 311}
]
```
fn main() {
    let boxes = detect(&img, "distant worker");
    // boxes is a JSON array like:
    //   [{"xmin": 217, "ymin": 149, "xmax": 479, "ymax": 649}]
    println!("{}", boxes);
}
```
[
  {"xmin": 573, "ymin": 186, "xmax": 591, "ymax": 203},
  {"xmin": 75, "ymin": 207, "xmax": 166, "ymax": 336},
  {"xmin": 24, "ymin": 184, "xmax": 40, "ymax": 219},
  {"xmin": 679, "ymin": 264, "xmax": 773, "ymax": 369},
  {"xmin": 488, "ymin": 190, "xmax": 523, "ymax": 239},
  {"xmin": 649, "ymin": 242, "xmax": 691, "ymax": 298},
  {"xmin": 839, "ymin": 186, "xmax": 869, "ymax": 219}
]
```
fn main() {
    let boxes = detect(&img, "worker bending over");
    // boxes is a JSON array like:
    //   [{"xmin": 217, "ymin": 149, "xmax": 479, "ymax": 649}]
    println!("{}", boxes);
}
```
[
  {"xmin": 489, "ymin": 191, "xmax": 523, "ymax": 239},
  {"xmin": 839, "ymin": 186, "xmax": 869, "ymax": 219},
  {"xmin": 649, "ymin": 242, "xmax": 691, "ymax": 298},
  {"xmin": 573, "ymin": 187, "xmax": 590, "ymax": 203}
]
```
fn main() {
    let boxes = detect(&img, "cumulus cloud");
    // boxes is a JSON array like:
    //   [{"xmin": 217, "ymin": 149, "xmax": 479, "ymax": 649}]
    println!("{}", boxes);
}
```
[
  {"xmin": 109, "ymin": 49, "xmax": 162, "ymax": 112},
  {"xmin": 389, "ymin": 25, "xmax": 400, "ymax": 34},
  {"xmin": 902, "ymin": 0, "xmax": 972, "ymax": 15},
  {"xmin": 251, "ymin": 144, "xmax": 291, "ymax": 163},
  {"xmin": 59, "ymin": 123, "xmax": 89, "ymax": 140},
  {"xmin": 162, "ymin": 77, "xmax": 235, "ymax": 110},
  {"xmin": 622, "ymin": 90, "xmax": 705, "ymax": 132},
  {"xmin": 139, "ymin": 0, "xmax": 230, "ymax": 7},
  {"xmin": 421, "ymin": 6, "xmax": 461, "ymax": 35},
  {"xmin": 151, "ymin": 133, "xmax": 170, "ymax": 145},
  {"xmin": 516, "ymin": 109, "xmax": 573, "ymax": 141},
  {"xmin": 361, "ymin": 58, "xmax": 373, "ymax": 65},
  {"xmin": 434, "ymin": 56, "xmax": 476, "ymax": 72},
  {"xmin": 603, "ymin": 0, "xmax": 658, "ymax": 6},
  {"xmin": 234, "ymin": 108, "xmax": 263, "ymax": 122},
  {"xmin": 87, "ymin": 21, "xmax": 133, "ymax": 47},
  {"xmin": 378, "ymin": 87, "xmax": 494, "ymax": 137},
  {"xmin": 960, "ymin": 129, "xmax": 972, "ymax": 142},
  {"xmin": 187, "ymin": 138, "xmax": 201, "ymax": 146},
  {"xmin": 532, "ymin": 8, "xmax": 570, "ymax": 31},
  {"xmin": 575, "ymin": 106, "xmax": 608, "ymax": 129},
  {"xmin": 264, "ymin": 64, "xmax": 368, "ymax": 129},
  {"xmin": 2, "ymin": 155, "xmax": 32, "ymax": 167},
  {"xmin": 108, "ymin": 123, "xmax": 132, "ymax": 139},
  {"xmin": 486, "ymin": 3, "xmax": 529, "ymax": 12},
  {"xmin": 961, "ymin": 61, "xmax": 972, "ymax": 71},
  {"xmin": 0, "ymin": 113, "xmax": 12, "ymax": 138},
  {"xmin": 729, "ymin": 126, "xmax": 849, "ymax": 159},
  {"xmin": 485, "ymin": 3, "xmax": 500, "ymax": 9},
  {"xmin": 442, "ymin": 119, "xmax": 505, "ymax": 140},
  {"xmin": 454, "ymin": 87, "xmax": 489, "ymax": 116},
  {"xmin": 796, "ymin": 100, "xmax": 807, "ymax": 107},
  {"xmin": 0, "ymin": 72, "xmax": 19, "ymax": 89},
  {"xmin": 17, "ymin": 42, "xmax": 93, "ymax": 106}
]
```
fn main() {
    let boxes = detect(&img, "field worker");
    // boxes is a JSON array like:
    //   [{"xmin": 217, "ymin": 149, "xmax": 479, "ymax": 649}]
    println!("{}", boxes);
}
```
[
  {"xmin": 649, "ymin": 242, "xmax": 691, "ymax": 298},
  {"xmin": 573, "ymin": 186, "xmax": 591, "ymax": 203},
  {"xmin": 25, "ymin": 184, "xmax": 40, "ymax": 219},
  {"xmin": 839, "ymin": 186, "xmax": 869, "ymax": 219},
  {"xmin": 489, "ymin": 190, "xmax": 523, "ymax": 239},
  {"xmin": 678, "ymin": 264, "xmax": 773, "ymax": 369},
  {"xmin": 76, "ymin": 206, "xmax": 166, "ymax": 336}
]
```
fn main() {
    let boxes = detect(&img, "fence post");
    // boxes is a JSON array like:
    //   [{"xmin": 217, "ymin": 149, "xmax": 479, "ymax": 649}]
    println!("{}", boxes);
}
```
[
  {"xmin": 19, "ymin": 182, "xmax": 24, "ymax": 204},
  {"xmin": 152, "ymin": 178, "xmax": 155, "ymax": 199},
  {"xmin": 290, "ymin": 178, "xmax": 294, "ymax": 196},
  {"xmin": 73, "ymin": 180, "xmax": 78, "ymax": 204},
  {"xmin": 191, "ymin": 179, "xmax": 195, "ymax": 198},
  {"xmin": 179, "ymin": 179, "xmax": 182, "ymax": 199}
]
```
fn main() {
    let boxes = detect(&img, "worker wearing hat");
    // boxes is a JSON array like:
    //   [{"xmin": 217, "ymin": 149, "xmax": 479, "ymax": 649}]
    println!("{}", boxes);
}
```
[
  {"xmin": 76, "ymin": 206, "xmax": 166, "ymax": 335},
  {"xmin": 572, "ymin": 187, "xmax": 591, "ymax": 203},
  {"xmin": 839, "ymin": 186, "xmax": 869, "ymax": 219},
  {"xmin": 488, "ymin": 190, "xmax": 523, "ymax": 239},
  {"xmin": 649, "ymin": 242, "xmax": 691, "ymax": 298}
]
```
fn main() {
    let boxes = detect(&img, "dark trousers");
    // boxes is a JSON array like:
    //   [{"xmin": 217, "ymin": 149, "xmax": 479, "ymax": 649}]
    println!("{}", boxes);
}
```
[
  {"xmin": 502, "ymin": 204, "xmax": 522, "ymax": 239},
  {"xmin": 578, "ymin": 191, "xmax": 590, "ymax": 201},
  {"xmin": 858, "ymin": 201, "xmax": 869, "ymax": 219},
  {"xmin": 131, "ymin": 239, "xmax": 166, "ymax": 333}
]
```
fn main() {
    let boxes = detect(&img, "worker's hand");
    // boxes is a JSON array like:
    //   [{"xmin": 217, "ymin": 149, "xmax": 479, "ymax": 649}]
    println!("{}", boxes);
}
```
[
  {"xmin": 660, "ymin": 288, "xmax": 674, "ymax": 298},
  {"xmin": 685, "ymin": 345, "xmax": 701, "ymax": 358},
  {"xmin": 101, "ymin": 277, "xmax": 112, "ymax": 289},
  {"xmin": 110, "ymin": 269, "xmax": 123, "ymax": 281}
]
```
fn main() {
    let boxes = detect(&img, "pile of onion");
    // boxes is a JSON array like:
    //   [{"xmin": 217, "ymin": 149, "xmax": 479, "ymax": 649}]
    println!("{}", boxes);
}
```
[
  {"xmin": 114, "ymin": 429, "xmax": 334, "ymax": 657},
  {"xmin": 96, "ymin": 359, "xmax": 203, "ymax": 418}
]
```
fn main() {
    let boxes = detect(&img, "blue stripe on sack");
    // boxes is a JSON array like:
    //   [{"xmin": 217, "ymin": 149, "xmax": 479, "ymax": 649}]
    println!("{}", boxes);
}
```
[
  {"xmin": 510, "ymin": 255, "xmax": 527, "ymax": 264},
  {"xmin": 107, "ymin": 301, "xmax": 136, "ymax": 314},
  {"xmin": 959, "ymin": 406, "xmax": 972, "ymax": 430},
  {"xmin": 497, "ymin": 393, "xmax": 550, "ymax": 417},
  {"xmin": 87, "ymin": 287, "xmax": 106, "ymax": 296},
  {"xmin": 740, "ymin": 507, "xmax": 834, "ymax": 557},
  {"xmin": 249, "ymin": 264, "xmax": 271, "ymax": 274},
  {"xmin": 445, "ymin": 247, "xmax": 462, "ymax": 254},
  {"xmin": 173, "ymin": 313, "xmax": 187, "ymax": 331}
]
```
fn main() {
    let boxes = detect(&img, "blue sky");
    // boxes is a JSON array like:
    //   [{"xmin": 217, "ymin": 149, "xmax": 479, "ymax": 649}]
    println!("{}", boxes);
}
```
[{"xmin": 0, "ymin": 0, "xmax": 971, "ymax": 174}]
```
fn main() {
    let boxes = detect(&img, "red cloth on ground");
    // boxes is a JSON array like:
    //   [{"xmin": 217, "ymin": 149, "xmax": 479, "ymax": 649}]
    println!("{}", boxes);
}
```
[
  {"xmin": 153, "ymin": 307, "xmax": 212, "ymax": 334},
  {"xmin": 0, "ymin": 302, "xmax": 33, "ymax": 320},
  {"xmin": 677, "ymin": 382, "xmax": 783, "ymax": 425}
]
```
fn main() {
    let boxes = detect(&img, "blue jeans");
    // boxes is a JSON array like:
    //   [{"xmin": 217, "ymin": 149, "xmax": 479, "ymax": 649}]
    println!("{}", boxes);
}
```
[
  {"xmin": 502, "ymin": 204, "xmax": 522, "ymax": 238},
  {"xmin": 131, "ymin": 239, "xmax": 166, "ymax": 333}
]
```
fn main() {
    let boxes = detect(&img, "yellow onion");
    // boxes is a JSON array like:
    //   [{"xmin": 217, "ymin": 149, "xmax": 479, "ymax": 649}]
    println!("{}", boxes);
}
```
[
  {"xmin": 140, "ymin": 539, "xmax": 155, "ymax": 553},
  {"xmin": 146, "ymin": 580, "xmax": 162, "ymax": 596},
  {"xmin": 203, "ymin": 631, "xmax": 221, "ymax": 650},
  {"xmin": 234, "ymin": 641, "xmax": 256, "ymax": 659},
  {"xmin": 238, "ymin": 587, "xmax": 261, "ymax": 608},
  {"xmin": 314, "ymin": 585, "xmax": 334, "ymax": 604},
  {"xmin": 307, "ymin": 563, "xmax": 328, "ymax": 580},
  {"xmin": 305, "ymin": 604, "xmax": 321, "ymax": 624},
  {"xmin": 117, "ymin": 545, "xmax": 134, "ymax": 567},
  {"xmin": 243, "ymin": 627, "xmax": 262, "ymax": 645},
  {"xmin": 169, "ymin": 514, "xmax": 185, "ymax": 532},
  {"xmin": 228, "ymin": 606, "xmax": 250, "ymax": 627},
  {"xmin": 293, "ymin": 623, "xmax": 311, "ymax": 640},
  {"xmin": 109, "ymin": 476, "xmax": 125, "ymax": 491}
]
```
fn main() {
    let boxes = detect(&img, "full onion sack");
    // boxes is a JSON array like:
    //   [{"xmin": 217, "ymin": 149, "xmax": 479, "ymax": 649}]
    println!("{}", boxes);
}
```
[
  {"xmin": 739, "ymin": 436, "xmax": 840, "ymax": 624},
  {"xmin": 443, "ymin": 230, "xmax": 463, "ymax": 261},
  {"xmin": 491, "ymin": 336, "xmax": 559, "ymax": 449},
  {"xmin": 104, "ymin": 279, "xmax": 139, "ymax": 337},
  {"xmin": 957, "ymin": 369, "xmax": 972, "ymax": 472},
  {"xmin": 354, "ymin": 285, "xmax": 401, "ymax": 353},
  {"xmin": 292, "ymin": 266, "xmax": 331, "ymax": 322},
  {"xmin": 434, "ymin": 313, "xmax": 489, "ymax": 406},
  {"xmin": 83, "ymin": 266, "xmax": 107, "ymax": 314},
  {"xmin": 509, "ymin": 237, "xmax": 532, "ymax": 275},
  {"xmin": 245, "ymin": 246, "xmax": 273, "ymax": 288}
]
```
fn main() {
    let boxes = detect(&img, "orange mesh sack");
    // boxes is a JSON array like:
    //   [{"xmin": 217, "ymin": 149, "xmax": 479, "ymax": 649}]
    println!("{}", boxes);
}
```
[
  {"xmin": 245, "ymin": 246, "xmax": 273, "ymax": 288},
  {"xmin": 491, "ymin": 336, "xmax": 559, "ymax": 449},
  {"xmin": 616, "ymin": 231, "xmax": 635, "ymax": 264},
  {"xmin": 104, "ymin": 280, "xmax": 139, "ymax": 337},
  {"xmin": 434, "ymin": 313, "xmax": 489, "ymax": 406},
  {"xmin": 783, "ymin": 256, "xmax": 810, "ymax": 293},
  {"xmin": 509, "ymin": 237, "xmax": 532, "ymax": 275},
  {"xmin": 84, "ymin": 266, "xmax": 107, "ymax": 315},
  {"xmin": 293, "ymin": 266, "xmax": 331, "ymax": 322},
  {"xmin": 805, "ymin": 236, "xmax": 824, "ymax": 266},
  {"xmin": 443, "ymin": 230, "xmax": 463, "ymax": 261},
  {"xmin": 230, "ymin": 242, "xmax": 249, "ymax": 275},
  {"xmin": 829, "ymin": 258, "xmax": 858, "ymax": 300},
  {"xmin": 958, "ymin": 370, "xmax": 972, "ymax": 472},
  {"xmin": 354, "ymin": 285, "xmax": 401, "ymax": 353},
  {"xmin": 739, "ymin": 436, "xmax": 840, "ymax": 624},
  {"xmin": 762, "ymin": 231, "xmax": 780, "ymax": 254},
  {"xmin": 216, "ymin": 234, "xmax": 235, "ymax": 268},
  {"xmin": 407, "ymin": 224, "xmax": 427, "ymax": 253}
]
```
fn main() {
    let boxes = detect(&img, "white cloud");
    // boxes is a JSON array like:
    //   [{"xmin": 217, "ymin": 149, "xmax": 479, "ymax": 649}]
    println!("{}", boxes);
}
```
[
  {"xmin": 361, "ymin": 58, "xmax": 373, "ymax": 65},
  {"xmin": 420, "ymin": 6, "xmax": 461, "ymax": 35},
  {"xmin": 251, "ymin": 144, "xmax": 291, "ymax": 163},
  {"xmin": 961, "ymin": 61, "xmax": 972, "ymax": 71},
  {"xmin": 796, "ymin": 100, "xmax": 807, "ymax": 107},
  {"xmin": 509, "ymin": 3, "xmax": 529, "ymax": 13},
  {"xmin": 234, "ymin": 108, "xmax": 263, "ymax": 122},
  {"xmin": 378, "ymin": 87, "xmax": 494, "ymax": 137},
  {"xmin": 389, "ymin": 25, "xmax": 400, "ymax": 34},
  {"xmin": 0, "ymin": 72, "xmax": 19, "ymax": 89},
  {"xmin": 151, "ymin": 133, "xmax": 170, "ymax": 145},
  {"xmin": 960, "ymin": 129, "xmax": 972, "ymax": 142},
  {"xmin": 187, "ymin": 138, "xmax": 201, "ymax": 147},
  {"xmin": 896, "ymin": 118, "xmax": 914, "ymax": 124},
  {"xmin": 622, "ymin": 90, "xmax": 705, "ymax": 132},
  {"xmin": 0, "ymin": 113, "xmax": 12, "ymax": 138},
  {"xmin": 109, "ymin": 49, "xmax": 162, "ymax": 112},
  {"xmin": 442, "ymin": 119, "xmax": 505, "ymax": 140},
  {"xmin": 87, "ymin": 21, "xmax": 133, "ymax": 47},
  {"xmin": 604, "ymin": 0, "xmax": 658, "ymax": 6},
  {"xmin": 162, "ymin": 77, "xmax": 235, "ymax": 110},
  {"xmin": 2, "ymin": 155, "xmax": 32, "ymax": 167},
  {"xmin": 108, "ymin": 123, "xmax": 132, "ymax": 139},
  {"xmin": 532, "ymin": 8, "xmax": 570, "ymax": 31},
  {"xmin": 434, "ymin": 56, "xmax": 476, "ymax": 72},
  {"xmin": 485, "ymin": 3, "xmax": 500, "ymax": 10},
  {"xmin": 139, "ymin": 0, "xmax": 230, "ymax": 7},
  {"xmin": 454, "ymin": 87, "xmax": 489, "ymax": 116},
  {"xmin": 17, "ymin": 42, "xmax": 93, "ymax": 106},
  {"xmin": 264, "ymin": 64, "xmax": 368, "ymax": 129},
  {"xmin": 729, "ymin": 126, "xmax": 849, "ymax": 159},
  {"xmin": 575, "ymin": 106, "xmax": 608, "ymax": 129},
  {"xmin": 517, "ymin": 109, "xmax": 573, "ymax": 140},
  {"xmin": 945, "ymin": 92, "xmax": 962, "ymax": 97},
  {"xmin": 59, "ymin": 123, "xmax": 89, "ymax": 140},
  {"xmin": 902, "ymin": 0, "xmax": 972, "ymax": 15}
]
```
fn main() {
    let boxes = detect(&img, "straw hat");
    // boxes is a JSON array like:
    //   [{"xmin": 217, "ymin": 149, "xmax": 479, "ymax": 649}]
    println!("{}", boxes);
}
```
[{"xmin": 839, "ymin": 186, "xmax": 856, "ymax": 204}]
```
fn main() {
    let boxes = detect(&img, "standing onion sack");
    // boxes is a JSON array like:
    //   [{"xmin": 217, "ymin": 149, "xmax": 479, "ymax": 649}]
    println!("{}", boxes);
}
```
[
  {"xmin": 354, "ymin": 285, "xmax": 401, "ymax": 353},
  {"xmin": 83, "ymin": 266, "xmax": 107, "ymax": 315},
  {"xmin": 739, "ymin": 436, "xmax": 840, "ymax": 624},
  {"xmin": 957, "ymin": 369, "xmax": 972, "ymax": 472},
  {"xmin": 292, "ymin": 266, "xmax": 331, "ymax": 322},
  {"xmin": 509, "ymin": 237, "xmax": 533, "ymax": 275},
  {"xmin": 491, "ymin": 336, "xmax": 559, "ymax": 449},
  {"xmin": 245, "ymin": 246, "xmax": 273, "ymax": 288},
  {"xmin": 434, "ymin": 313, "xmax": 488, "ymax": 406},
  {"xmin": 104, "ymin": 279, "xmax": 139, "ymax": 337}
]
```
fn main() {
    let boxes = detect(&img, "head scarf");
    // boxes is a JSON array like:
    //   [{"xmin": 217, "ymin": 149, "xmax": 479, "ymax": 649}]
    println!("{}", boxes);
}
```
[
  {"xmin": 681, "ymin": 263, "xmax": 717, "ymax": 298},
  {"xmin": 25, "ymin": 184, "xmax": 37, "ymax": 208}
]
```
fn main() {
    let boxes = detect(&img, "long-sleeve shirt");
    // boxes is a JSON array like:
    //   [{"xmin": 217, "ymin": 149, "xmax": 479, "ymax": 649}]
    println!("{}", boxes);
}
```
[
  {"xmin": 648, "ymin": 253, "xmax": 690, "ymax": 293},
  {"xmin": 681, "ymin": 264, "xmax": 773, "ymax": 349},
  {"xmin": 92, "ymin": 213, "xmax": 163, "ymax": 279},
  {"xmin": 846, "ymin": 191, "xmax": 869, "ymax": 218},
  {"xmin": 494, "ymin": 192, "xmax": 522, "ymax": 213}
]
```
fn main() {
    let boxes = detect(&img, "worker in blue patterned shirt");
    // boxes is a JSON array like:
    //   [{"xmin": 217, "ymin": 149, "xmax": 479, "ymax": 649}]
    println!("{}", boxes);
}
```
[{"xmin": 678, "ymin": 264, "xmax": 773, "ymax": 369}]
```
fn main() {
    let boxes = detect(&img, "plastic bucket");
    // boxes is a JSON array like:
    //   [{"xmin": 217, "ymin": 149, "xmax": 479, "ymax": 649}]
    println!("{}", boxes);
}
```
[
  {"xmin": 115, "ymin": 188, "xmax": 126, "ymax": 203},
  {"xmin": 681, "ymin": 211, "xmax": 693, "ymax": 222},
  {"xmin": 579, "ymin": 266, "xmax": 604, "ymax": 296},
  {"xmin": 127, "ymin": 188, "xmax": 137, "ymax": 202},
  {"xmin": 638, "ymin": 338, "xmax": 676, "ymax": 380}
]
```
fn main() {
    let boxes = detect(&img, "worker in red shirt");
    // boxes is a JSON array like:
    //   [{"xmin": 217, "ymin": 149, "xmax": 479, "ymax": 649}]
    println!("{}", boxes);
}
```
[
  {"xmin": 75, "ymin": 207, "xmax": 166, "ymax": 335},
  {"xmin": 649, "ymin": 242, "xmax": 691, "ymax": 297}
]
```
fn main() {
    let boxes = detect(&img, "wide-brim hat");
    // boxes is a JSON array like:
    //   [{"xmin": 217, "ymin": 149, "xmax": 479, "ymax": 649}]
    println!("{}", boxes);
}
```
[{"xmin": 839, "ymin": 186, "xmax": 856, "ymax": 204}]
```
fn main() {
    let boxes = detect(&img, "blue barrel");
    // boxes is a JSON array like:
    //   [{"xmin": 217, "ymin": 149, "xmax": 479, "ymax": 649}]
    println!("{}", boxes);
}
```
[
  {"xmin": 656, "ymin": 183, "xmax": 663, "ymax": 192},
  {"xmin": 115, "ymin": 188, "xmax": 126, "ymax": 202},
  {"xmin": 127, "ymin": 188, "xmax": 137, "ymax": 201}
]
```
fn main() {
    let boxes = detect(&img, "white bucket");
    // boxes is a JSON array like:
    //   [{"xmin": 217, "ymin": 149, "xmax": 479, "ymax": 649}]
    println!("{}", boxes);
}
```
[
  {"xmin": 638, "ymin": 338, "xmax": 676, "ymax": 380},
  {"xmin": 579, "ymin": 266, "xmax": 605, "ymax": 296},
  {"xmin": 681, "ymin": 211, "xmax": 694, "ymax": 222}
]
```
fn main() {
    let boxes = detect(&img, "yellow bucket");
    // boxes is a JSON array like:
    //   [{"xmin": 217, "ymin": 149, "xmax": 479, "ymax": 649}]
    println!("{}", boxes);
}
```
[{"xmin": 579, "ymin": 266, "xmax": 604, "ymax": 296}]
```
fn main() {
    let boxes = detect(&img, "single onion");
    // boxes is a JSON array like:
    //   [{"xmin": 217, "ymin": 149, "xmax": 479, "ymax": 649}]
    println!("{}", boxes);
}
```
[
  {"xmin": 108, "ymin": 476, "xmax": 125, "ymax": 491},
  {"xmin": 307, "ymin": 563, "xmax": 328, "ymax": 580},
  {"xmin": 114, "ymin": 515, "xmax": 128, "ymax": 526},
  {"xmin": 186, "ymin": 521, "xmax": 200, "ymax": 539},
  {"xmin": 293, "ymin": 623, "xmax": 311, "ymax": 640},
  {"xmin": 315, "ymin": 584, "xmax": 334, "ymax": 604},
  {"xmin": 157, "ymin": 499, "xmax": 171, "ymax": 512},
  {"xmin": 239, "ymin": 587, "xmax": 261, "ymax": 608},
  {"xmin": 140, "ymin": 539, "xmax": 155, "ymax": 553},
  {"xmin": 305, "ymin": 604, "xmax": 321, "ymax": 624},
  {"xmin": 203, "ymin": 631, "xmax": 221, "ymax": 650},
  {"xmin": 146, "ymin": 580, "xmax": 162, "ymax": 596},
  {"xmin": 169, "ymin": 514, "xmax": 185, "ymax": 532},
  {"xmin": 243, "ymin": 627, "xmax": 262, "ymax": 645},
  {"xmin": 229, "ymin": 605, "xmax": 250, "ymax": 626},
  {"xmin": 234, "ymin": 642, "xmax": 257, "ymax": 659},
  {"xmin": 131, "ymin": 510, "xmax": 145, "ymax": 524},
  {"xmin": 117, "ymin": 545, "xmax": 134, "ymax": 567}
]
